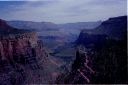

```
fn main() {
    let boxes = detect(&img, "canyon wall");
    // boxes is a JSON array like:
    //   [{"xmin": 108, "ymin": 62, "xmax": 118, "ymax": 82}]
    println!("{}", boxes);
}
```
[
  {"xmin": 0, "ymin": 19, "xmax": 59, "ymax": 85},
  {"xmin": 56, "ymin": 16, "xmax": 127, "ymax": 84}
]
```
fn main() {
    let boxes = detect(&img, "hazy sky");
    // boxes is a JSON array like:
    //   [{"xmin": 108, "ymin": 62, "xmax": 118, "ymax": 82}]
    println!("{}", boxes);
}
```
[{"xmin": 0, "ymin": 0, "xmax": 127, "ymax": 23}]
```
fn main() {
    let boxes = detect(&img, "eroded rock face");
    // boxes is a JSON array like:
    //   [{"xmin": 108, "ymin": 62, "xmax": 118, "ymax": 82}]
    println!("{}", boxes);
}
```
[
  {"xmin": 56, "ymin": 46, "xmax": 94, "ymax": 84},
  {"xmin": 0, "ymin": 32, "xmax": 43, "ymax": 84},
  {"xmin": 56, "ymin": 16, "xmax": 127, "ymax": 84},
  {"xmin": 0, "ymin": 19, "xmax": 59, "ymax": 85},
  {"xmin": 0, "ymin": 32, "xmax": 37, "ymax": 60}
]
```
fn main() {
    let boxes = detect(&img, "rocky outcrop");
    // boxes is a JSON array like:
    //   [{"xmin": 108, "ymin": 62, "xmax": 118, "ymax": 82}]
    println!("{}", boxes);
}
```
[
  {"xmin": 0, "ymin": 32, "xmax": 37, "ymax": 60},
  {"xmin": 66, "ymin": 16, "xmax": 127, "ymax": 84},
  {"xmin": 56, "ymin": 46, "xmax": 95, "ymax": 84},
  {"xmin": 0, "ymin": 19, "xmax": 60, "ymax": 85},
  {"xmin": 56, "ymin": 16, "xmax": 127, "ymax": 84},
  {"xmin": 59, "ymin": 39, "xmax": 127, "ymax": 84}
]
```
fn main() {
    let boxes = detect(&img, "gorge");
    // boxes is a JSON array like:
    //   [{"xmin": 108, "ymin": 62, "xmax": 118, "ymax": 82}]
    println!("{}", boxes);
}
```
[{"xmin": 0, "ymin": 16, "xmax": 127, "ymax": 84}]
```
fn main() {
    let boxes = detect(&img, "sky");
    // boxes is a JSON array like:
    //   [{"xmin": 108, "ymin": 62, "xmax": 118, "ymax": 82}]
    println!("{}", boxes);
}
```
[{"xmin": 0, "ymin": 0, "xmax": 127, "ymax": 23}]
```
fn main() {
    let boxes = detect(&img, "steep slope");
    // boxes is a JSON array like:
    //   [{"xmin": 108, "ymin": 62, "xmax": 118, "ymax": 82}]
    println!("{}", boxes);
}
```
[
  {"xmin": 82, "ymin": 16, "xmax": 127, "ymax": 40},
  {"xmin": 56, "ymin": 16, "xmax": 127, "ymax": 84},
  {"xmin": 94, "ymin": 16, "xmax": 127, "ymax": 39},
  {"xmin": 77, "ymin": 16, "xmax": 127, "ymax": 47},
  {"xmin": 75, "ymin": 16, "xmax": 127, "ymax": 83},
  {"xmin": 58, "ymin": 39, "xmax": 127, "ymax": 84},
  {"xmin": 0, "ymin": 19, "xmax": 60, "ymax": 84}
]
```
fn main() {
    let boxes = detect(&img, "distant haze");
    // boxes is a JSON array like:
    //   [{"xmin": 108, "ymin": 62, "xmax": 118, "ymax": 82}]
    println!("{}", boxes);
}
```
[{"xmin": 0, "ymin": 0, "xmax": 127, "ymax": 24}]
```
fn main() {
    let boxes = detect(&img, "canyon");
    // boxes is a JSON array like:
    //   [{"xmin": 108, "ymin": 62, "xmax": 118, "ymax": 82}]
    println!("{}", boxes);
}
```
[
  {"xmin": 56, "ymin": 16, "xmax": 127, "ymax": 84},
  {"xmin": 0, "ymin": 16, "xmax": 127, "ymax": 84}
]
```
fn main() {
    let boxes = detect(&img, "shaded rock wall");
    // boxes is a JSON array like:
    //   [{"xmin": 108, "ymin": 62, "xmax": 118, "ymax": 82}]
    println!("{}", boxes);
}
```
[{"xmin": 0, "ymin": 32, "xmax": 50, "ymax": 85}]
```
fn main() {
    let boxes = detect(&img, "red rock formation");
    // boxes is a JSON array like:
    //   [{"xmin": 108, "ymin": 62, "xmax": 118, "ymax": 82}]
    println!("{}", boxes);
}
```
[
  {"xmin": 0, "ymin": 32, "xmax": 38, "ymax": 61},
  {"xmin": 0, "ymin": 19, "xmax": 61, "ymax": 84}
]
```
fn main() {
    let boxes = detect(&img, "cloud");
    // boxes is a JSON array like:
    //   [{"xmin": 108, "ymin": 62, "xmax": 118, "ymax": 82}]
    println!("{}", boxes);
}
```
[{"xmin": 0, "ymin": 0, "xmax": 127, "ymax": 23}]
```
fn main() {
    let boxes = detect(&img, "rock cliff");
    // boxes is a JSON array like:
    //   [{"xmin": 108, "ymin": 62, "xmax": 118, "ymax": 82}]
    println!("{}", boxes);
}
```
[
  {"xmin": 56, "ymin": 16, "xmax": 127, "ymax": 84},
  {"xmin": 0, "ymin": 19, "xmax": 59, "ymax": 85}
]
